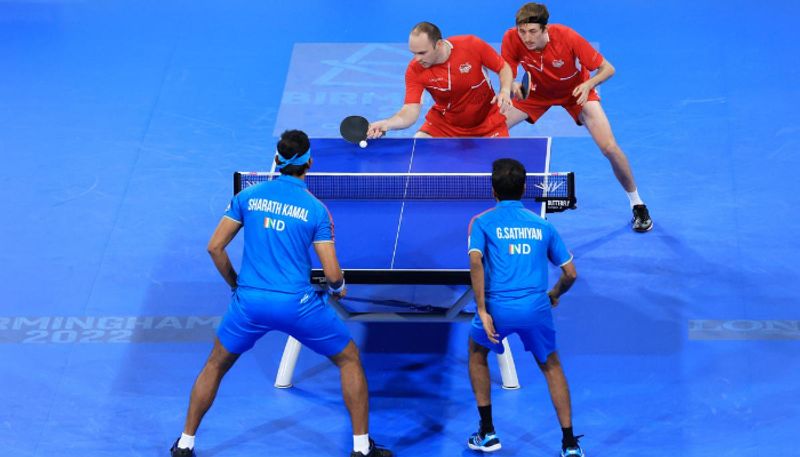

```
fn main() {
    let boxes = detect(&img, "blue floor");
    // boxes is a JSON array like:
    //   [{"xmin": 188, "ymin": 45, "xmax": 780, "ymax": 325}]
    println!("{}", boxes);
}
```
[{"xmin": 1, "ymin": 1, "xmax": 799, "ymax": 456}]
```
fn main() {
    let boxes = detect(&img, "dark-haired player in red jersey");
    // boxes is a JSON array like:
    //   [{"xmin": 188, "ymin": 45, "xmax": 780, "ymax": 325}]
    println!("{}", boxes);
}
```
[
  {"xmin": 367, "ymin": 21, "xmax": 514, "ymax": 139},
  {"xmin": 502, "ymin": 3, "xmax": 653, "ymax": 232}
]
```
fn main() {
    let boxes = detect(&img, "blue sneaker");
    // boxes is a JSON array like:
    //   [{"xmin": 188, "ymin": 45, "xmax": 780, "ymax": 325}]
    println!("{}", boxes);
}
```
[
  {"xmin": 468, "ymin": 429, "xmax": 501, "ymax": 452},
  {"xmin": 561, "ymin": 435, "xmax": 584, "ymax": 457},
  {"xmin": 170, "ymin": 439, "xmax": 196, "ymax": 457}
]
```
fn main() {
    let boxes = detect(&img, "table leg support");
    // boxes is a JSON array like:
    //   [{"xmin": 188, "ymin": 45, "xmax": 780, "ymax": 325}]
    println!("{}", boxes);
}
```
[
  {"xmin": 497, "ymin": 338, "xmax": 520, "ymax": 390},
  {"xmin": 274, "ymin": 336, "xmax": 302, "ymax": 388}
]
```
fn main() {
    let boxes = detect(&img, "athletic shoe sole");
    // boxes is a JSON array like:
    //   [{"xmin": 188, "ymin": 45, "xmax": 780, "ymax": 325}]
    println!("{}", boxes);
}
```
[{"xmin": 468, "ymin": 442, "xmax": 502, "ymax": 452}]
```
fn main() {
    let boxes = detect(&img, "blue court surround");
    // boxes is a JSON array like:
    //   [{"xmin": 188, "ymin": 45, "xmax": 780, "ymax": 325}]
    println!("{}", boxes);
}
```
[{"xmin": 1, "ymin": 1, "xmax": 798, "ymax": 456}]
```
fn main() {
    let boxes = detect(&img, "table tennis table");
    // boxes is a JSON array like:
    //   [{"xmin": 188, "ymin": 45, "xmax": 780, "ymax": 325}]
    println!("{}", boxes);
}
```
[{"xmin": 234, "ymin": 137, "xmax": 575, "ymax": 389}]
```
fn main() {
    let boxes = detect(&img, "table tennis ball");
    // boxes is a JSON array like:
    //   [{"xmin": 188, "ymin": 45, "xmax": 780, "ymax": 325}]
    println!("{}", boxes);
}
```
[{"xmin": 359, "ymin": 140, "xmax": 367, "ymax": 148}]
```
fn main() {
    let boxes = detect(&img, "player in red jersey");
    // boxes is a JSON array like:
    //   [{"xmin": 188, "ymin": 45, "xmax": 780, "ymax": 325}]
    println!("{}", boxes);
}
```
[
  {"xmin": 502, "ymin": 3, "xmax": 653, "ymax": 232},
  {"xmin": 367, "ymin": 22, "xmax": 514, "ymax": 139}
]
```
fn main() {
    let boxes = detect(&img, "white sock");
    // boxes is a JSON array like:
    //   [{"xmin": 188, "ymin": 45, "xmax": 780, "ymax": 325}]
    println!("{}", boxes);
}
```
[
  {"xmin": 177, "ymin": 433, "xmax": 195, "ymax": 450},
  {"xmin": 626, "ymin": 189, "xmax": 644, "ymax": 207},
  {"xmin": 353, "ymin": 434, "xmax": 370, "ymax": 455}
]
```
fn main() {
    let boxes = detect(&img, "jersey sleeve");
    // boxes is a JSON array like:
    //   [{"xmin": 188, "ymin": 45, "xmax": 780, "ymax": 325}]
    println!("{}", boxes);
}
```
[
  {"xmin": 467, "ymin": 216, "xmax": 487, "ymax": 256},
  {"xmin": 469, "ymin": 35, "xmax": 505, "ymax": 73},
  {"xmin": 500, "ymin": 28, "xmax": 520, "ymax": 78},
  {"xmin": 312, "ymin": 203, "xmax": 335, "ymax": 243},
  {"xmin": 565, "ymin": 26, "xmax": 604, "ymax": 71},
  {"xmin": 547, "ymin": 225, "xmax": 573, "ymax": 266},
  {"xmin": 403, "ymin": 62, "xmax": 425, "ymax": 105},
  {"xmin": 224, "ymin": 194, "xmax": 244, "ymax": 224}
]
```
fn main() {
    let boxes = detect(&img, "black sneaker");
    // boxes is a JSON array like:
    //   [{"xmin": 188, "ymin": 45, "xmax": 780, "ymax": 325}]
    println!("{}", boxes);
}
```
[
  {"xmin": 467, "ymin": 426, "xmax": 502, "ymax": 452},
  {"xmin": 631, "ymin": 204, "xmax": 653, "ymax": 232},
  {"xmin": 170, "ymin": 439, "xmax": 196, "ymax": 457},
  {"xmin": 561, "ymin": 434, "xmax": 585, "ymax": 457},
  {"xmin": 350, "ymin": 438, "xmax": 393, "ymax": 457}
]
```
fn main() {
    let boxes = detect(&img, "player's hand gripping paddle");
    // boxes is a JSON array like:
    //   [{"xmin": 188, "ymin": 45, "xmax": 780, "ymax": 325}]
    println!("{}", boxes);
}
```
[
  {"xmin": 520, "ymin": 70, "xmax": 532, "ymax": 100},
  {"xmin": 340, "ymin": 115, "xmax": 369, "ymax": 148}
]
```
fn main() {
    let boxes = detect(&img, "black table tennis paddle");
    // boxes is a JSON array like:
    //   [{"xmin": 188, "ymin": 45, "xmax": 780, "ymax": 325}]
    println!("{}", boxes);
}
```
[
  {"xmin": 520, "ymin": 70, "xmax": 532, "ymax": 100},
  {"xmin": 340, "ymin": 115, "xmax": 369, "ymax": 146}
]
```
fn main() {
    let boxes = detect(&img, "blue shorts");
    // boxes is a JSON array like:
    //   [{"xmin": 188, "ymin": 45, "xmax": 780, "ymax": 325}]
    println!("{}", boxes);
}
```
[
  {"xmin": 217, "ymin": 287, "xmax": 351, "ymax": 356},
  {"xmin": 470, "ymin": 297, "xmax": 556, "ymax": 364}
]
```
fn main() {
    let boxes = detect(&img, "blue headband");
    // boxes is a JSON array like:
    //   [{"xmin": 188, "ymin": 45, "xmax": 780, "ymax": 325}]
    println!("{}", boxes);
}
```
[{"xmin": 275, "ymin": 148, "xmax": 311, "ymax": 170}]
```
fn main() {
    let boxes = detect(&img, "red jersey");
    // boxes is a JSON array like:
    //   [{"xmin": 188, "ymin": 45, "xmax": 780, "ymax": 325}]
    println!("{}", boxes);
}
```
[
  {"xmin": 404, "ymin": 35, "xmax": 505, "ymax": 129},
  {"xmin": 501, "ymin": 24, "xmax": 603, "ymax": 99}
]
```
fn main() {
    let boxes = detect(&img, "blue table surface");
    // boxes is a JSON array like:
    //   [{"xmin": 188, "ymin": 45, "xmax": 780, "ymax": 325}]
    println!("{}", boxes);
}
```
[{"xmin": 293, "ymin": 138, "xmax": 552, "ymax": 270}]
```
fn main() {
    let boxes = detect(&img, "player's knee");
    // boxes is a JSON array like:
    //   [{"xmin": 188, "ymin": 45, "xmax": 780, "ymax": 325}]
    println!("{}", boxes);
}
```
[
  {"xmin": 469, "ymin": 348, "xmax": 489, "ymax": 364},
  {"xmin": 204, "ymin": 358, "xmax": 233, "ymax": 378},
  {"xmin": 207, "ymin": 342, "xmax": 238, "ymax": 372},
  {"xmin": 507, "ymin": 109, "xmax": 529, "ymax": 127},
  {"xmin": 468, "ymin": 347, "xmax": 489, "ymax": 366},
  {"xmin": 347, "ymin": 343, "xmax": 362, "ymax": 363},
  {"xmin": 206, "ymin": 360, "xmax": 225, "ymax": 374},
  {"xmin": 331, "ymin": 340, "xmax": 361, "ymax": 366},
  {"xmin": 598, "ymin": 141, "xmax": 620, "ymax": 158},
  {"xmin": 539, "ymin": 352, "xmax": 561, "ymax": 372}
]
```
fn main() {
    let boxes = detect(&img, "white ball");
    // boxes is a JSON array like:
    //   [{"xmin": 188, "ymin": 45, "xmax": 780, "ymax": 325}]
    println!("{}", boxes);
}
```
[{"xmin": 359, "ymin": 140, "xmax": 367, "ymax": 148}]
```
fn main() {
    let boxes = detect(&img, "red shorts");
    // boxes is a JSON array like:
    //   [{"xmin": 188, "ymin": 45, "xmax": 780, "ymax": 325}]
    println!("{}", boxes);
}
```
[
  {"xmin": 418, "ymin": 108, "xmax": 509, "ymax": 138},
  {"xmin": 512, "ymin": 88, "xmax": 600, "ymax": 126}
]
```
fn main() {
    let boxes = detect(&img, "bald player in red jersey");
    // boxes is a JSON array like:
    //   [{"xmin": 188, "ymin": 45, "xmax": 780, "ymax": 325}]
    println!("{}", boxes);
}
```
[
  {"xmin": 502, "ymin": 3, "xmax": 653, "ymax": 233},
  {"xmin": 368, "ymin": 22, "xmax": 514, "ymax": 139}
]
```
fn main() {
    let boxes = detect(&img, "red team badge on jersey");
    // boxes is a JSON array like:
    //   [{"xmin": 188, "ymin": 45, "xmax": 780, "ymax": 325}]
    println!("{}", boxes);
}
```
[{"xmin": 459, "ymin": 62, "xmax": 472, "ymax": 74}]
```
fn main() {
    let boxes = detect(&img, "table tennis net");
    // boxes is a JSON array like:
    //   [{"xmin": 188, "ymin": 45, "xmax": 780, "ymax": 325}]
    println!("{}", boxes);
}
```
[{"xmin": 234, "ymin": 172, "xmax": 575, "ymax": 205}]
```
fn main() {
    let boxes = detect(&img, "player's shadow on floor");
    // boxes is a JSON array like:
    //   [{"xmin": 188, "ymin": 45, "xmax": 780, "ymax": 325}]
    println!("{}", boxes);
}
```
[
  {"xmin": 359, "ymin": 323, "xmax": 456, "ymax": 401},
  {"xmin": 569, "ymin": 222, "xmax": 631, "ymax": 259},
  {"xmin": 362, "ymin": 322, "xmax": 452, "ymax": 353},
  {"xmin": 198, "ymin": 414, "xmax": 344, "ymax": 456}
]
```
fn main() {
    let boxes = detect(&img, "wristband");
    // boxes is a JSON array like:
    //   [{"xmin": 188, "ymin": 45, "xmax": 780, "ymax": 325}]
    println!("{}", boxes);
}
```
[{"xmin": 328, "ymin": 278, "xmax": 345, "ymax": 294}]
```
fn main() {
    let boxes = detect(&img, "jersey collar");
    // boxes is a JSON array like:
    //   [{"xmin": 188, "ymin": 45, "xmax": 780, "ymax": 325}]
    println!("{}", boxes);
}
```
[
  {"xmin": 496, "ymin": 200, "xmax": 524, "ymax": 208},
  {"xmin": 277, "ymin": 174, "xmax": 308, "ymax": 188},
  {"xmin": 439, "ymin": 39, "xmax": 454, "ymax": 64}
]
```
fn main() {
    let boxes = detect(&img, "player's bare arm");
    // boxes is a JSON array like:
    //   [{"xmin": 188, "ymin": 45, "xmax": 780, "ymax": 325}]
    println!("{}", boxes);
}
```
[
  {"xmin": 470, "ymin": 251, "xmax": 499, "ymax": 344},
  {"xmin": 314, "ymin": 241, "xmax": 347, "ymax": 298},
  {"xmin": 547, "ymin": 261, "xmax": 577, "ymax": 307},
  {"xmin": 572, "ymin": 58, "xmax": 615, "ymax": 105},
  {"xmin": 367, "ymin": 103, "xmax": 422, "ymax": 139},
  {"xmin": 207, "ymin": 217, "xmax": 242, "ymax": 289},
  {"xmin": 491, "ymin": 62, "xmax": 515, "ymax": 114}
]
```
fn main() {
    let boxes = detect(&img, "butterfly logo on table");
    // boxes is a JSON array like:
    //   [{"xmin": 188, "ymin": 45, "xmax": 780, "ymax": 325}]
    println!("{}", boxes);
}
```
[{"xmin": 535, "ymin": 181, "xmax": 564, "ymax": 193}]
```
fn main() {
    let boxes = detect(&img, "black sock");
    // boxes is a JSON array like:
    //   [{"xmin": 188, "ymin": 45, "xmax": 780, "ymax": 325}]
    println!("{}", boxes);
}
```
[
  {"xmin": 478, "ymin": 404, "xmax": 494, "ymax": 434},
  {"xmin": 562, "ymin": 427, "xmax": 577, "ymax": 448}
]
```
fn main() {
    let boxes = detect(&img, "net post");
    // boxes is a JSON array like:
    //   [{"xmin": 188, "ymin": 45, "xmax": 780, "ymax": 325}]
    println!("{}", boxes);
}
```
[
  {"xmin": 567, "ymin": 172, "xmax": 576, "ymax": 208},
  {"xmin": 233, "ymin": 172, "xmax": 242, "ymax": 195}
]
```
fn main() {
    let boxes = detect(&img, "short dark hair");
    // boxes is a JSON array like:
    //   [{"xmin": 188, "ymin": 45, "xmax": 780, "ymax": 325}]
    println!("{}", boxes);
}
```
[
  {"xmin": 411, "ymin": 21, "xmax": 442, "ymax": 46},
  {"xmin": 276, "ymin": 129, "xmax": 310, "ymax": 176},
  {"xmin": 516, "ymin": 2, "xmax": 549, "ymax": 27},
  {"xmin": 492, "ymin": 158, "xmax": 526, "ymax": 200}
]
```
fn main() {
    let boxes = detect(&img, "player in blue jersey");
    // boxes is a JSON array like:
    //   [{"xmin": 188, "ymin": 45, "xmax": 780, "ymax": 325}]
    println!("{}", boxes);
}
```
[
  {"xmin": 170, "ymin": 130, "xmax": 392, "ymax": 457},
  {"xmin": 465, "ymin": 158, "xmax": 583, "ymax": 456}
]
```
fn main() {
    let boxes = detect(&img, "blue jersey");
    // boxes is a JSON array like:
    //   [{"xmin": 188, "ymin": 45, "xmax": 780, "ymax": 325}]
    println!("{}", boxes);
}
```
[
  {"xmin": 468, "ymin": 200, "xmax": 572, "ymax": 305},
  {"xmin": 224, "ymin": 175, "xmax": 334, "ymax": 294}
]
